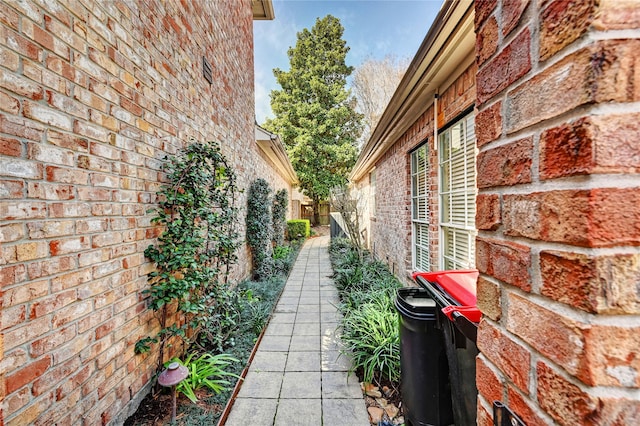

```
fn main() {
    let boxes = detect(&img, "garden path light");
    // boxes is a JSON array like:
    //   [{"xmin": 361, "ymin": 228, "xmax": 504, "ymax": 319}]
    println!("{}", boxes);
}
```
[{"xmin": 158, "ymin": 362, "xmax": 189, "ymax": 422}]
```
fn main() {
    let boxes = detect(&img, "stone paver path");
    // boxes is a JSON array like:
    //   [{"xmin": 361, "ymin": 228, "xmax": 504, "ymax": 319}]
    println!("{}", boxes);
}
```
[{"xmin": 223, "ymin": 236, "xmax": 370, "ymax": 426}]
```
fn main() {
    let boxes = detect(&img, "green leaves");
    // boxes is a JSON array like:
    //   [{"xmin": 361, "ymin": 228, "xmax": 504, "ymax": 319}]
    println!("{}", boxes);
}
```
[
  {"xmin": 264, "ymin": 15, "xmax": 362, "ymax": 218},
  {"xmin": 165, "ymin": 352, "xmax": 240, "ymax": 403},
  {"xmin": 341, "ymin": 293, "xmax": 401, "ymax": 384},
  {"xmin": 135, "ymin": 337, "xmax": 158, "ymax": 354},
  {"xmin": 135, "ymin": 140, "xmax": 240, "ymax": 356},
  {"xmin": 286, "ymin": 219, "xmax": 310, "ymax": 240},
  {"xmin": 272, "ymin": 189, "xmax": 288, "ymax": 247},
  {"xmin": 329, "ymin": 238, "xmax": 402, "ymax": 385},
  {"xmin": 246, "ymin": 179, "xmax": 273, "ymax": 281}
]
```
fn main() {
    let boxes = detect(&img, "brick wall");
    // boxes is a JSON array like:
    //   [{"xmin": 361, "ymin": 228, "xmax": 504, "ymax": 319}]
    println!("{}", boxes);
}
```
[
  {"xmin": 370, "ymin": 63, "xmax": 476, "ymax": 282},
  {"xmin": 475, "ymin": 0, "xmax": 640, "ymax": 424},
  {"xmin": 0, "ymin": 0, "xmax": 289, "ymax": 424},
  {"xmin": 371, "ymin": 121, "xmax": 426, "ymax": 280},
  {"xmin": 255, "ymin": 147, "xmax": 298, "ymax": 221}
]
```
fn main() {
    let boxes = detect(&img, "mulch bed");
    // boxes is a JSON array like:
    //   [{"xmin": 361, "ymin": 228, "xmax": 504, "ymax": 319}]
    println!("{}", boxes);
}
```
[{"xmin": 124, "ymin": 390, "xmax": 173, "ymax": 426}]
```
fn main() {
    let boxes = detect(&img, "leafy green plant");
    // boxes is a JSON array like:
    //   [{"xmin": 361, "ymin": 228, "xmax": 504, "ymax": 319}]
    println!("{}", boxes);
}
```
[
  {"xmin": 341, "ymin": 294, "xmax": 400, "ymax": 384},
  {"xmin": 197, "ymin": 282, "xmax": 241, "ymax": 352},
  {"xmin": 246, "ymin": 178, "xmax": 273, "ymax": 280},
  {"xmin": 286, "ymin": 219, "xmax": 310, "ymax": 240},
  {"xmin": 273, "ymin": 245, "xmax": 292, "ymax": 260},
  {"xmin": 272, "ymin": 245, "xmax": 296, "ymax": 276},
  {"xmin": 168, "ymin": 274, "xmax": 292, "ymax": 423},
  {"xmin": 165, "ymin": 352, "xmax": 240, "ymax": 403},
  {"xmin": 329, "ymin": 237, "xmax": 402, "ymax": 385},
  {"xmin": 246, "ymin": 301, "xmax": 271, "ymax": 336},
  {"xmin": 272, "ymin": 189, "xmax": 288, "ymax": 246},
  {"xmin": 135, "ymin": 141, "xmax": 240, "ymax": 368}
]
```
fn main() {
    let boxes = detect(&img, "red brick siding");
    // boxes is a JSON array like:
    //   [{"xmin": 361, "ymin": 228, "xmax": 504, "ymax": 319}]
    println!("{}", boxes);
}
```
[
  {"xmin": 365, "ymin": 63, "xmax": 476, "ymax": 283},
  {"xmin": 475, "ymin": 0, "xmax": 640, "ymax": 422},
  {"xmin": 0, "ymin": 0, "xmax": 289, "ymax": 424},
  {"xmin": 370, "ymin": 121, "xmax": 427, "ymax": 280}
]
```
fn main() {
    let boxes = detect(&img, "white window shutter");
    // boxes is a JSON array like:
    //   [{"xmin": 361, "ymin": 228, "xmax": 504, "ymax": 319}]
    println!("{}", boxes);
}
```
[
  {"xmin": 439, "ymin": 112, "xmax": 477, "ymax": 270},
  {"xmin": 411, "ymin": 144, "xmax": 431, "ymax": 271}
]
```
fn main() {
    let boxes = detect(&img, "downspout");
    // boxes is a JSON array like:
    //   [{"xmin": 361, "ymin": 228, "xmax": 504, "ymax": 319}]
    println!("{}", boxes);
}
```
[
  {"xmin": 434, "ymin": 91, "xmax": 440, "ymax": 270},
  {"xmin": 433, "ymin": 92, "xmax": 439, "ymax": 150}
]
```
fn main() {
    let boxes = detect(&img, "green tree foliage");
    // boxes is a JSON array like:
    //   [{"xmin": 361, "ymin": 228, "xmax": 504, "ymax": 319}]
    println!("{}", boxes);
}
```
[
  {"xmin": 246, "ymin": 178, "xmax": 273, "ymax": 280},
  {"xmin": 272, "ymin": 189, "xmax": 288, "ymax": 246},
  {"xmin": 264, "ymin": 15, "xmax": 362, "ymax": 223}
]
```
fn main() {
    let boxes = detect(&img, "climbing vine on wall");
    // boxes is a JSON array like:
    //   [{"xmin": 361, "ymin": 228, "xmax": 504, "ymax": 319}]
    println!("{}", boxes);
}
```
[
  {"xmin": 135, "ymin": 141, "xmax": 240, "ymax": 365},
  {"xmin": 272, "ymin": 188, "xmax": 288, "ymax": 247},
  {"xmin": 246, "ymin": 178, "xmax": 273, "ymax": 281}
]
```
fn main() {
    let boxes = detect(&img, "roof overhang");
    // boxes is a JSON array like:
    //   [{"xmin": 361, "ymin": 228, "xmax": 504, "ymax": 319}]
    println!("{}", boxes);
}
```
[
  {"xmin": 252, "ymin": 0, "xmax": 275, "ymax": 20},
  {"xmin": 255, "ymin": 125, "xmax": 299, "ymax": 184},
  {"xmin": 350, "ymin": 0, "xmax": 475, "ymax": 182}
]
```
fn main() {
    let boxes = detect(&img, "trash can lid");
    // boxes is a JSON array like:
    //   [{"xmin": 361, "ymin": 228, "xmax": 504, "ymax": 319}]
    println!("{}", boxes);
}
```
[
  {"xmin": 395, "ymin": 287, "xmax": 438, "ymax": 319},
  {"xmin": 412, "ymin": 269, "xmax": 478, "ymax": 307}
]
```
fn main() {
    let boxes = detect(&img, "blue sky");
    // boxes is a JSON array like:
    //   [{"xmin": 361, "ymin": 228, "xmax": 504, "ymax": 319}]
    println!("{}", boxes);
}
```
[{"xmin": 253, "ymin": 0, "xmax": 443, "ymax": 124}]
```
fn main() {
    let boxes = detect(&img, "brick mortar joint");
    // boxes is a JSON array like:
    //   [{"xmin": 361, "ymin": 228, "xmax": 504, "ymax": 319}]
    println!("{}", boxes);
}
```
[
  {"xmin": 477, "ymin": 230, "xmax": 640, "ymax": 257},
  {"xmin": 474, "ymin": 174, "xmax": 640, "ymax": 195},
  {"xmin": 497, "ymin": 100, "xmax": 640, "ymax": 148}
]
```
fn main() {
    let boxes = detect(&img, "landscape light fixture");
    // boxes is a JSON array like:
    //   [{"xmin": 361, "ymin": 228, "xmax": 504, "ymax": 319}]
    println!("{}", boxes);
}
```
[{"xmin": 158, "ymin": 362, "xmax": 189, "ymax": 422}]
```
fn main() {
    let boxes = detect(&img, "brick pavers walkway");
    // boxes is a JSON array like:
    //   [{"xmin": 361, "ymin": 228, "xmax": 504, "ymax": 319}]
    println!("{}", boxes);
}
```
[{"xmin": 223, "ymin": 236, "xmax": 370, "ymax": 426}]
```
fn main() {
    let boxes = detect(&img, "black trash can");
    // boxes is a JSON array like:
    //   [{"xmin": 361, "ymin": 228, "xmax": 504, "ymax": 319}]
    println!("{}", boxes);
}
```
[
  {"xmin": 395, "ymin": 287, "xmax": 454, "ymax": 426},
  {"xmin": 413, "ymin": 270, "xmax": 480, "ymax": 426}
]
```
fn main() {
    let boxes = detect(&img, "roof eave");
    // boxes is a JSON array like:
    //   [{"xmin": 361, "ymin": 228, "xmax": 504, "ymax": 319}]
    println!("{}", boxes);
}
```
[
  {"xmin": 350, "ymin": 0, "xmax": 475, "ymax": 182},
  {"xmin": 252, "ymin": 0, "xmax": 275, "ymax": 20},
  {"xmin": 255, "ymin": 125, "xmax": 299, "ymax": 185}
]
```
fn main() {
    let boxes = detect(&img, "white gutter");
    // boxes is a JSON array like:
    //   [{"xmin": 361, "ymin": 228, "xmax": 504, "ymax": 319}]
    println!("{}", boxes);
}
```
[{"xmin": 255, "ymin": 124, "xmax": 299, "ymax": 184}]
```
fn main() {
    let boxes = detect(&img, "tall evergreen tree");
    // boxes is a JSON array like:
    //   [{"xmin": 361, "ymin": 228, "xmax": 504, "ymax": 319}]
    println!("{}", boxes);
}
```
[{"xmin": 264, "ymin": 15, "xmax": 362, "ymax": 224}]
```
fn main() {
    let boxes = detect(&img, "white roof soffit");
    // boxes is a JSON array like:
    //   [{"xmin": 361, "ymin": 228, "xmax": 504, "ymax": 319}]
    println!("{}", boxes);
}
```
[
  {"xmin": 351, "ymin": 0, "xmax": 475, "ymax": 181},
  {"xmin": 253, "ymin": 0, "xmax": 275, "ymax": 20},
  {"xmin": 255, "ymin": 125, "xmax": 299, "ymax": 184}
]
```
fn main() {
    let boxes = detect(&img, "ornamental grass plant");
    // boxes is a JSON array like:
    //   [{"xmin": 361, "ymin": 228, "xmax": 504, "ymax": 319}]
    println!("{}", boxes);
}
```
[{"xmin": 329, "ymin": 238, "xmax": 402, "ymax": 386}]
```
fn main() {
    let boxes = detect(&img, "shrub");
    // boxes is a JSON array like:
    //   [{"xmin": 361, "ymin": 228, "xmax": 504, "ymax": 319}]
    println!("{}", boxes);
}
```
[
  {"xmin": 239, "ymin": 289, "xmax": 271, "ymax": 336},
  {"xmin": 246, "ymin": 179, "xmax": 273, "ymax": 280},
  {"xmin": 237, "ymin": 276, "xmax": 290, "ymax": 337},
  {"xmin": 136, "ymin": 141, "xmax": 239, "ymax": 365},
  {"xmin": 329, "ymin": 237, "xmax": 402, "ymax": 385},
  {"xmin": 286, "ymin": 219, "xmax": 310, "ymax": 240},
  {"xmin": 272, "ymin": 189, "xmax": 288, "ymax": 246},
  {"xmin": 272, "ymin": 245, "xmax": 292, "ymax": 276},
  {"xmin": 173, "ymin": 274, "xmax": 290, "ymax": 423},
  {"xmin": 197, "ymin": 281, "xmax": 241, "ymax": 353}
]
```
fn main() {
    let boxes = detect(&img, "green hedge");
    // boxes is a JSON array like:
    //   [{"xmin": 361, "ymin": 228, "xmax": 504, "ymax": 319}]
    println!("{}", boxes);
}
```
[
  {"xmin": 286, "ymin": 219, "xmax": 310, "ymax": 240},
  {"xmin": 246, "ymin": 179, "xmax": 273, "ymax": 280}
]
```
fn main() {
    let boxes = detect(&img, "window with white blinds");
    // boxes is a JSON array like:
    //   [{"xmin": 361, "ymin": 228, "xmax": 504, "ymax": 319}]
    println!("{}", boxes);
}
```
[
  {"xmin": 411, "ymin": 144, "xmax": 430, "ymax": 271},
  {"xmin": 439, "ymin": 112, "xmax": 477, "ymax": 270}
]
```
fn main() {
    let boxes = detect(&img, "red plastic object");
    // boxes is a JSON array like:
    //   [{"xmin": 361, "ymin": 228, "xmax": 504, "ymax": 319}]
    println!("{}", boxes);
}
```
[
  {"xmin": 412, "ymin": 269, "xmax": 480, "ymax": 323},
  {"xmin": 441, "ymin": 305, "xmax": 481, "ymax": 323}
]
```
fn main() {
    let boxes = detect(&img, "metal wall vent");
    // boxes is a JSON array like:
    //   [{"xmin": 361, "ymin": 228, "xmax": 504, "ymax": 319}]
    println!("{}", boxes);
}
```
[{"xmin": 203, "ymin": 56, "xmax": 213, "ymax": 84}]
